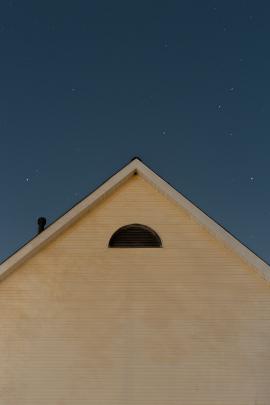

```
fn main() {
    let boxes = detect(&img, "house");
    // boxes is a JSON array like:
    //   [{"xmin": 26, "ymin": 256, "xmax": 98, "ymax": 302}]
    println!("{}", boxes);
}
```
[{"xmin": 0, "ymin": 157, "xmax": 270, "ymax": 404}]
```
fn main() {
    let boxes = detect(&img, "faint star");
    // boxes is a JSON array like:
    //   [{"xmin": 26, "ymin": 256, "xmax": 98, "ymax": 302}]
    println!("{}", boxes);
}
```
[
  {"xmin": 25, "ymin": 177, "xmax": 29, "ymax": 182},
  {"xmin": 250, "ymin": 177, "xmax": 255, "ymax": 182},
  {"xmin": 218, "ymin": 104, "xmax": 222, "ymax": 110},
  {"xmin": 71, "ymin": 88, "xmax": 77, "ymax": 92},
  {"xmin": 162, "ymin": 130, "xmax": 167, "ymax": 135},
  {"xmin": 229, "ymin": 87, "xmax": 235, "ymax": 91}
]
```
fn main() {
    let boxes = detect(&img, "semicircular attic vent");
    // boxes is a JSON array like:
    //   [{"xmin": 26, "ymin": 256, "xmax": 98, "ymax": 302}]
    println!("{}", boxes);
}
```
[{"xmin": 109, "ymin": 224, "xmax": 162, "ymax": 248}]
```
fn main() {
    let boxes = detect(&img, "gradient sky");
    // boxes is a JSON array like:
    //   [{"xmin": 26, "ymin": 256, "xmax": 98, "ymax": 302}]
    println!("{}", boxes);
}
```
[{"xmin": 1, "ymin": 0, "xmax": 270, "ymax": 263}]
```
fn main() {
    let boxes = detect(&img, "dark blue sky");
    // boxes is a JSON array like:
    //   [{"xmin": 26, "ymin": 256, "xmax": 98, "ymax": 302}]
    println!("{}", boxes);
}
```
[{"xmin": 1, "ymin": 0, "xmax": 270, "ymax": 263}]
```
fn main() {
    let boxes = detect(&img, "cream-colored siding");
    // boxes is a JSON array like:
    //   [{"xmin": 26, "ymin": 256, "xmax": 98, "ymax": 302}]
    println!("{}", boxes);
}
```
[{"xmin": 0, "ymin": 174, "xmax": 270, "ymax": 404}]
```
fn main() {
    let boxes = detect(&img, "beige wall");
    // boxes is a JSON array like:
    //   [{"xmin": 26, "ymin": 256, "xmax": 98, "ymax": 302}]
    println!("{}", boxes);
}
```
[{"xmin": 0, "ymin": 174, "xmax": 270, "ymax": 404}]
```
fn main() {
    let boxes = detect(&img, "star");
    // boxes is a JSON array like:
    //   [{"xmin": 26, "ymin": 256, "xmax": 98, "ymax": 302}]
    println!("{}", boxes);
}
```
[
  {"xmin": 25, "ymin": 177, "xmax": 30, "ymax": 182},
  {"xmin": 250, "ymin": 177, "xmax": 255, "ymax": 182},
  {"xmin": 162, "ymin": 130, "xmax": 167, "ymax": 135}
]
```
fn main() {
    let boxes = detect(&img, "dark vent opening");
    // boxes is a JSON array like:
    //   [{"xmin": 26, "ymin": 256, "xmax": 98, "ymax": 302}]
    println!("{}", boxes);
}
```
[{"xmin": 109, "ymin": 224, "xmax": 162, "ymax": 248}]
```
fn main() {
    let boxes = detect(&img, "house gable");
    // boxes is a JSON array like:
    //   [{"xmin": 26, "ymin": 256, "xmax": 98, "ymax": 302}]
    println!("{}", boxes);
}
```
[
  {"xmin": 1, "ymin": 173, "xmax": 270, "ymax": 403},
  {"xmin": 0, "ymin": 158, "xmax": 269, "ymax": 283}
]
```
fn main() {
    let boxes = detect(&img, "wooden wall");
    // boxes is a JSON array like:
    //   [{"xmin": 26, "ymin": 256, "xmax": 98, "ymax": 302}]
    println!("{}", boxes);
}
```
[{"xmin": 0, "ymin": 174, "xmax": 270, "ymax": 404}]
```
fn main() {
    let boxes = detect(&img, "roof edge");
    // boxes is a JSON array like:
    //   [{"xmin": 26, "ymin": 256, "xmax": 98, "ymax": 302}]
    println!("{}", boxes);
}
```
[
  {"xmin": 136, "ymin": 161, "xmax": 270, "ymax": 283},
  {"xmin": 0, "ymin": 159, "xmax": 138, "ymax": 281}
]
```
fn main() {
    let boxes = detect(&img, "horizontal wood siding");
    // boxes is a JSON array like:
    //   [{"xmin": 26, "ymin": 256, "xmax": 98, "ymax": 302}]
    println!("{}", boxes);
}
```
[{"xmin": 0, "ymin": 174, "xmax": 270, "ymax": 404}]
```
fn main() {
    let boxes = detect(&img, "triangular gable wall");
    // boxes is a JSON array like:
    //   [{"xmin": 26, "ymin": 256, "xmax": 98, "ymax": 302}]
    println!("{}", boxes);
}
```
[{"xmin": 0, "ymin": 158, "xmax": 269, "ymax": 282}]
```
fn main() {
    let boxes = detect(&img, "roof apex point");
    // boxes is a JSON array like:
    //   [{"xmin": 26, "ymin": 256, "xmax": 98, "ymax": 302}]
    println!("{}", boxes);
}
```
[{"xmin": 130, "ymin": 156, "xmax": 143, "ymax": 162}]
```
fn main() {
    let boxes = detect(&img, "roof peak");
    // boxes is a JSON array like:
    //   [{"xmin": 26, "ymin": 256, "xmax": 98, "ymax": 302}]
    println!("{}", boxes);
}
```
[{"xmin": 130, "ymin": 156, "xmax": 142, "ymax": 162}]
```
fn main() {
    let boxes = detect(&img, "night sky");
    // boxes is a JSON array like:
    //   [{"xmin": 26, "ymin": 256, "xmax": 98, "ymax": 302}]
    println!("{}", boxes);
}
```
[{"xmin": 1, "ymin": 1, "xmax": 270, "ymax": 263}]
